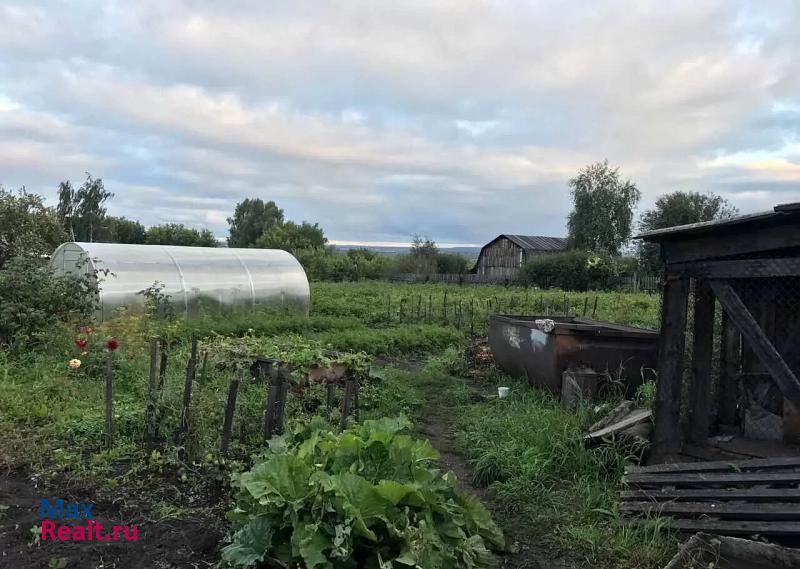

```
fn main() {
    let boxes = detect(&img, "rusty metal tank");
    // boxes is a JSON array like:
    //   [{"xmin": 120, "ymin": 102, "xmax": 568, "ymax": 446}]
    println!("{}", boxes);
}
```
[{"xmin": 489, "ymin": 315, "xmax": 659, "ymax": 395}]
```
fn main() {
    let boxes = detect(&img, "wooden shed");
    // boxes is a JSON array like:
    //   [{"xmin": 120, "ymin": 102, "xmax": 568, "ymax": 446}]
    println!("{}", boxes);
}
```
[
  {"xmin": 638, "ymin": 202, "xmax": 800, "ymax": 461},
  {"xmin": 473, "ymin": 235, "xmax": 567, "ymax": 278}
]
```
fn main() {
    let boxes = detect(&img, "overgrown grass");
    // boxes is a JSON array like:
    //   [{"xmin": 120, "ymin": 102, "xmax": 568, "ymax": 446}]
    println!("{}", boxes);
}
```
[{"xmin": 448, "ymin": 374, "xmax": 677, "ymax": 568}]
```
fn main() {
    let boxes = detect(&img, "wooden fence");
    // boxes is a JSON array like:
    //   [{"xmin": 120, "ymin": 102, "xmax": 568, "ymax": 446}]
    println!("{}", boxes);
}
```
[{"xmin": 391, "ymin": 272, "xmax": 660, "ymax": 292}]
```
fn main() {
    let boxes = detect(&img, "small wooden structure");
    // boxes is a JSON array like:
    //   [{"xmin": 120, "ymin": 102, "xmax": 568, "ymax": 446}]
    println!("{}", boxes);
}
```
[
  {"xmin": 639, "ymin": 202, "xmax": 800, "ymax": 461},
  {"xmin": 473, "ymin": 234, "xmax": 566, "ymax": 278}
]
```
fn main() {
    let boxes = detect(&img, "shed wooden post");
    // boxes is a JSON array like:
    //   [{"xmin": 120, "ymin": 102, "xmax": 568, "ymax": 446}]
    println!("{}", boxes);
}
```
[
  {"xmin": 687, "ymin": 279, "xmax": 715, "ymax": 445},
  {"xmin": 653, "ymin": 276, "xmax": 690, "ymax": 457},
  {"xmin": 717, "ymin": 312, "xmax": 741, "ymax": 427}
]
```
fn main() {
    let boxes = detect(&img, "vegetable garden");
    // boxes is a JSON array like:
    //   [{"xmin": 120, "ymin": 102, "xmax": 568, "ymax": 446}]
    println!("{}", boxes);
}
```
[{"xmin": 0, "ymin": 281, "xmax": 668, "ymax": 568}]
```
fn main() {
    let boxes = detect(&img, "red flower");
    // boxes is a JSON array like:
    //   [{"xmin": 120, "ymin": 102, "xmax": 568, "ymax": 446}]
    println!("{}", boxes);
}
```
[
  {"xmin": 105, "ymin": 338, "xmax": 120, "ymax": 351},
  {"xmin": 75, "ymin": 338, "xmax": 88, "ymax": 349}
]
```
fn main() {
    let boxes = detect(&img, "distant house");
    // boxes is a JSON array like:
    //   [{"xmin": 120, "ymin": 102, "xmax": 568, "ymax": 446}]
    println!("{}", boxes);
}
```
[{"xmin": 472, "ymin": 235, "xmax": 567, "ymax": 278}]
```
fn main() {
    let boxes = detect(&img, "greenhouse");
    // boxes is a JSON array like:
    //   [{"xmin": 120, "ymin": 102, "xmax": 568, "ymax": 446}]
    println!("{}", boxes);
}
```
[{"xmin": 50, "ymin": 242, "xmax": 310, "ymax": 320}]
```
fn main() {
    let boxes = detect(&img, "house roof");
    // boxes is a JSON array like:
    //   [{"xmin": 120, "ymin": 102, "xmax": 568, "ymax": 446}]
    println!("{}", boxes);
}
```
[
  {"xmin": 636, "ymin": 202, "xmax": 800, "ymax": 242},
  {"xmin": 501, "ymin": 235, "xmax": 568, "ymax": 251}
]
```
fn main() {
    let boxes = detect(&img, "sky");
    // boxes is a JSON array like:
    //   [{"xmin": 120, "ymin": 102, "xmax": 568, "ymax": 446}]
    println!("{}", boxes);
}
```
[{"xmin": 1, "ymin": 1, "xmax": 799, "ymax": 246}]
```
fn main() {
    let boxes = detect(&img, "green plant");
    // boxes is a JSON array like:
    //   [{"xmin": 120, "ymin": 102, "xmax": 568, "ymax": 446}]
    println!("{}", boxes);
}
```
[
  {"xmin": 0, "ymin": 255, "xmax": 102, "ymax": 350},
  {"xmin": 223, "ymin": 416, "xmax": 507, "ymax": 568}
]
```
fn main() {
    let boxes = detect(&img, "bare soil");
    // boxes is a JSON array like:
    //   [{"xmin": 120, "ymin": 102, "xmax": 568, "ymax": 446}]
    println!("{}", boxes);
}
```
[{"xmin": 0, "ymin": 468, "xmax": 223, "ymax": 568}]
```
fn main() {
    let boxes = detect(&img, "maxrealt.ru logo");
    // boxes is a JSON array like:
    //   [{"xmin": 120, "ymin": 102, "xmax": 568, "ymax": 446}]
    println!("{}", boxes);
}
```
[{"xmin": 39, "ymin": 499, "xmax": 139, "ymax": 542}]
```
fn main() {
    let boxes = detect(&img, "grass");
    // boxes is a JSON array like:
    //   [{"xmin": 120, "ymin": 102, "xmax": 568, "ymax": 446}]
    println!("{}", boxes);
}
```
[{"xmin": 439, "ymin": 368, "xmax": 677, "ymax": 568}]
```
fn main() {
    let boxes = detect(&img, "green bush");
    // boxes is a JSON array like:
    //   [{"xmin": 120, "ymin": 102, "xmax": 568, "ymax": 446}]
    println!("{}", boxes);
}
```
[
  {"xmin": 0, "ymin": 257, "xmax": 98, "ymax": 349},
  {"xmin": 224, "ymin": 416, "xmax": 507, "ymax": 568},
  {"xmin": 517, "ymin": 250, "xmax": 638, "ymax": 291}
]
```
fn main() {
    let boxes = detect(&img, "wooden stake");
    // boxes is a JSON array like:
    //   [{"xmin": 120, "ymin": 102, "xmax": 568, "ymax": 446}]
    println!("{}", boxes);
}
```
[
  {"xmin": 339, "ymin": 380, "xmax": 353, "ymax": 431},
  {"xmin": 104, "ymin": 354, "xmax": 114, "ymax": 448},
  {"xmin": 177, "ymin": 338, "xmax": 198, "ymax": 446},
  {"xmin": 199, "ymin": 349, "xmax": 209, "ymax": 386},
  {"xmin": 157, "ymin": 339, "xmax": 168, "ymax": 390},
  {"xmin": 221, "ymin": 378, "xmax": 240, "ymax": 456},
  {"xmin": 326, "ymin": 382, "xmax": 335, "ymax": 418},
  {"xmin": 263, "ymin": 373, "xmax": 279, "ymax": 440},
  {"xmin": 145, "ymin": 336, "xmax": 159, "ymax": 447}
]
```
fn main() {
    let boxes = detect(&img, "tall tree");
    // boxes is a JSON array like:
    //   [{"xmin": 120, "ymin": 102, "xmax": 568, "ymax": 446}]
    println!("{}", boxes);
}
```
[
  {"xmin": 57, "ymin": 174, "xmax": 114, "ymax": 242},
  {"xmin": 0, "ymin": 186, "xmax": 67, "ymax": 267},
  {"xmin": 146, "ymin": 224, "xmax": 218, "ymax": 247},
  {"xmin": 567, "ymin": 160, "xmax": 641, "ymax": 255},
  {"xmin": 105, "ymin": 216, "xmax": 147, "ymax": 244},
  {"xmin": 227, "ymin": 198, "xmax": 284, "ymax": 248},
  {"xmin": 255, "ymin": 221, "xmax": 326, "ymax": 253},
  {"xmin": 638, "ymin": 191, "xmax": 737, "ymax": 272},
  {"xmin": 410, "ymin": 234, "xmax": 439, "ymax": 275}
]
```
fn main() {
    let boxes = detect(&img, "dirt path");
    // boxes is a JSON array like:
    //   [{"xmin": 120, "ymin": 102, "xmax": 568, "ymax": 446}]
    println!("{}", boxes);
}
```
[{"xmin": 417, "ymin": 381, "xmax": 587, "ymax": 569}]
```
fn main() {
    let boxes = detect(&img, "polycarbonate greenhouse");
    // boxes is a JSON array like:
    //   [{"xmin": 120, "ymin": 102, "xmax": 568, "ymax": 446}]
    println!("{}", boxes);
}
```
[{"xmin": 50, "ymin": 242, "xmax": 310, "ymax": 320}]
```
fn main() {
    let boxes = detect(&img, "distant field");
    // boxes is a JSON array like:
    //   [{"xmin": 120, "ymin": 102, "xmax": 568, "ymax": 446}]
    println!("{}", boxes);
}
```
[{"xmin": 311, "ymin": 281, "xmax": 662, "ymax": 332}]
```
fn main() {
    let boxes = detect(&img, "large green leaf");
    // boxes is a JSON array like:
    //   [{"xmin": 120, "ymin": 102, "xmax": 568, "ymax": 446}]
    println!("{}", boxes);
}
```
[
  {"xmin": 292, "ymin": 521, "xmax": 334, "ymax": 569},
  {"xmin": 221, "ymin": 518, "xmax": 274, "ymax": 566}
]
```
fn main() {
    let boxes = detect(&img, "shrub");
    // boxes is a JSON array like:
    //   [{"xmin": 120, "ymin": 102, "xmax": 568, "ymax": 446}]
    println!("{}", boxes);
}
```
[
  {"xmin": 224, "ymin": 416, "xmax": 507, "ymax": 568},
  {"xmin": 517, "ymin": 250, "xmax": 638, "ymax": 290},
  {"xmin": 0, "ymin": 257, "xmax": 98, "ymax": 349}
]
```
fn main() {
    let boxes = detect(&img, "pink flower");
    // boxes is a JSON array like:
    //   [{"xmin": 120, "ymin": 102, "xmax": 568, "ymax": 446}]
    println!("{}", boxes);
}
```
[
  {"xmin": 105, "ymin": 338, "xmax": 119, "ymax": 351},
  {"xmin": 69, "ymin": 359, "xmax": 81, "ymax": 370}
]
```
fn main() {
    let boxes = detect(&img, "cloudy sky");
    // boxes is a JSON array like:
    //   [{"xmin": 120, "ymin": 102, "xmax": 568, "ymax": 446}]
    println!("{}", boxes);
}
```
[{"xmin": 1, "ymin": 1, "xmax": 799, "ymax": 245}]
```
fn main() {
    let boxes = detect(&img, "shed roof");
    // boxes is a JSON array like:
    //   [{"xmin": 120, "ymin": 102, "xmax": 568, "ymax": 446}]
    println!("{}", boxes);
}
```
[
  {"xmin": 636, "ymin": 202, "xmax": 800, "ymax": 242},
  {"xmin": 500, "ymin": 235, "xmax": 568, "ymax": 251}
]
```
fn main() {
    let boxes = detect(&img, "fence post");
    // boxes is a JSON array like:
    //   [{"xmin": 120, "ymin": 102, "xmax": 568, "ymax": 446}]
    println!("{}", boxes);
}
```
[
  {"xmin": 583, "ymin": 297, "xmax": 588, "ymax": 316},
  {"xmin": 443, "ymin": 291, "xmax": 448, "ymax": 324},
  {"xmin": 157, "ymin": 339, "xmax": 168, "ymax": 391},
  {"xmin": 221, "ymin": 377, "xmax": 240, "ymax": 456},
  {"xmin": 592, "ymin": 295, "xmax": 599, "ymax": 318},
  {"xmin": 326, "ymin": 382, "xmax": 336, "ymax": 418},
  {"xmin": 264, "ymin": 372, "xmax": 280, "ymax": 440},
  {"xmin": 145, "ymin": 336, "xmax": 159, "ymax": 447},
  {"xmin": 340, "ymin": 379, "xmax": 355, "ymax": 431},
  {"xmin": 428, "ymin": 295, "xmax": 432, "ymax": 323},
  {"xmin": 470, "ymin": 298, "xmax": 475, "ymax": 335},
  {"xmin": 176, "ymin": 338, "xmax": 198, "ymax": 449},
  {"xmin": 199, "ymin": 349, "xmax": 209, "ymax": 386},
  {"xmin": 104, "ymin": 354, "xmax": 114, "ymax": 448}
]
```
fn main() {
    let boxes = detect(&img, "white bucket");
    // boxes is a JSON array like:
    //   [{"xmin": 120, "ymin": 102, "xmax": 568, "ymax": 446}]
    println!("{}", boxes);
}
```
[{"xmin": 498, "ymin": 387, "xmax": 510, "ymax": 399}]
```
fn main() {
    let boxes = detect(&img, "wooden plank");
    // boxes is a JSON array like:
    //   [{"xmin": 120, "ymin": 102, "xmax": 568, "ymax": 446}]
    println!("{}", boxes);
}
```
[
  {"xmin": 620, "ymin": 488, "xmax": 800, "ymax": 502},
  {"xmin": 653, "ymin": 277, "xmax": 690, "ymax": 456},
  {"xmin": 584, "ymin": 409, "xmax": 652, "ymax": 441},
  {"xmin": 710, "ymin": 280, "xmax": 800, "ymax": 404},
  {"xmin": 662, "ymin": 220, "xmax": 800, "ymax": 265},
  {"xmin": 670, "ymin": 257, "xmax": 800, "ymax": 279},
  {"xmin": 687, "ymin": 280, "xmax": 715, "ymax": 445},
  {"xmin": 658, "ymin": 519, "xmax": 800, "ymax": 536},
  {"xmin": 626, "ymin": 456, "xmax": 800, "ymax": 475},
  {"xmin": 625, "ymin": 471, "xmax": 800, "ymax": 487},
  {"xmin": 717, "ymin": 312, "xmax": 741, "ymax": 427},
  {"xmin": 620, "ymin": 501, "xmax": 800, "ymax": 520}
]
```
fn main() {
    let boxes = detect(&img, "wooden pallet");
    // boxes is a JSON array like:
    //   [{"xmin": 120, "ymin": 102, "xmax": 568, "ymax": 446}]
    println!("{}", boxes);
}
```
[{"xmin": 620, "ymin": 456, "xmax": 800, "ymax": 537}]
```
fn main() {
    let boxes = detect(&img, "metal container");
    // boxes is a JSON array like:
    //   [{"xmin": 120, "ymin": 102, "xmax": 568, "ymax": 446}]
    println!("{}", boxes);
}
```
[{"xmin": 489, "ymin": 315, "xmax": 659, "ymax": 395}]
